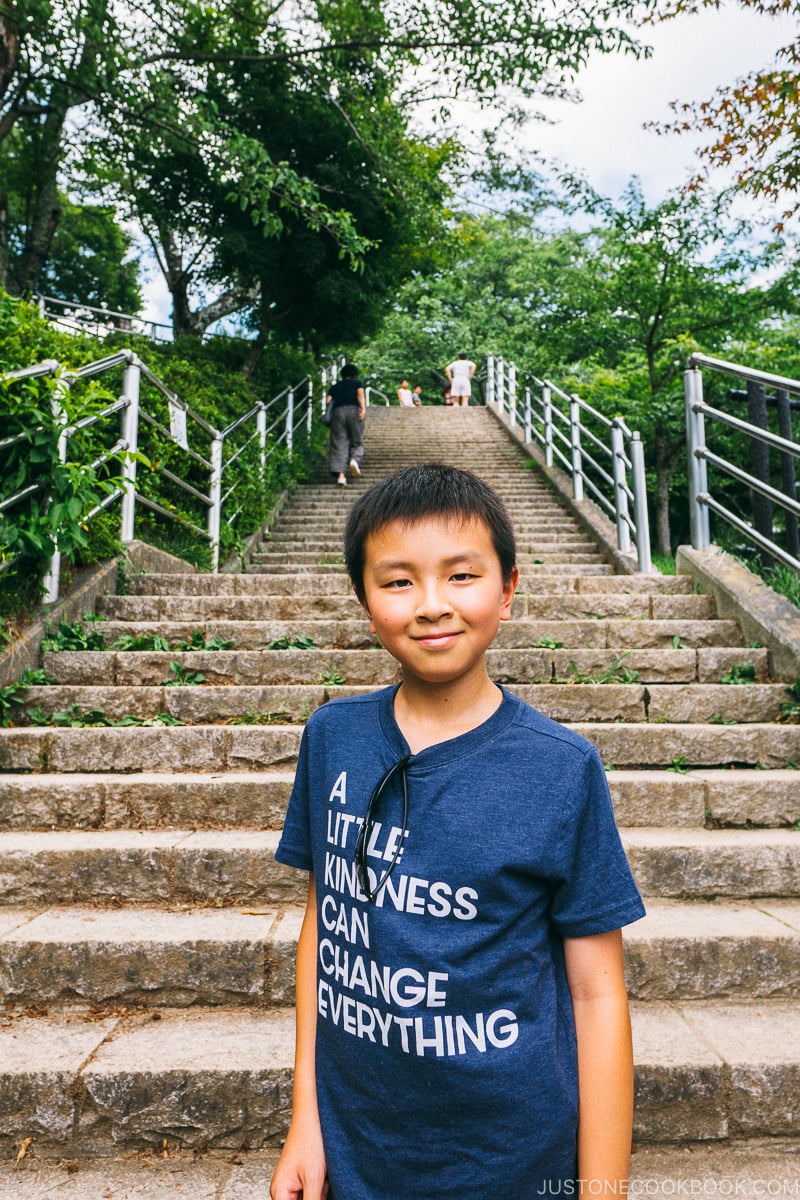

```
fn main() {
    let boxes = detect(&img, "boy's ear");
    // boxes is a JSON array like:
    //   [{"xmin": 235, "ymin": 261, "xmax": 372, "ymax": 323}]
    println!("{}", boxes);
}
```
[
  {"xmin": 499, "ymin": 566, "xmax": 519, "ymax": 622},
  {"xmin": 355, "ymin": 588, "xmax": 376, "ymax": 633}
]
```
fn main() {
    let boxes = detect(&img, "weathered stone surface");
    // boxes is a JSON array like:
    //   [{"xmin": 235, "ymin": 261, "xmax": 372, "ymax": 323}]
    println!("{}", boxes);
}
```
[
  {"xmin": 703, "ymin": 769, "xmax": 800, "ymax": 828},
  {"xmin": 623, "ymin": 828, "xmax": 800, "ymax": 898},
  {"xmin": 623, "ymin": 902, "xmax": 800, "ymax": 998},
  {"xmin": 631, "ymin": 1004, "xmax": 727, "ymax": 1141},
  {"xmin": 0, "ymin": 907, "xmax": 279, "ymax": 1006},
  {"xmin": 574, "ymin": 722, "xmax": 800, "ymax": 768},
  {"xmin": 681, "ymin": 1004, "xmax": 800, "ymax": 1136},
  {"xmin": 697, "ymin": 646, "xmax": 770, "ymax": 682},
  {"xmin": 0, "ymin": 771, "xmax": 293, "ymax": 832},
  {"xmin": 513, "ymin": 683, "xmax": 647, "ymax": 722},
  {"xmin": 79, "ymin": 1008, "xmax": 295, "ymax": 1150},
  {"xmin": 647, "ymin": 683, "xmax": 788, "ymax": 724},
  {"xmin": 0, "ymin": 1013, "xmax": 118, "ymax": 1145},
  {"xmin": 606, "ymin": 619, "xmax": 742, "ymax": 649},
  {"xmin": 607, "ymin": 771, "xmax": 705, "ymax": 827}
]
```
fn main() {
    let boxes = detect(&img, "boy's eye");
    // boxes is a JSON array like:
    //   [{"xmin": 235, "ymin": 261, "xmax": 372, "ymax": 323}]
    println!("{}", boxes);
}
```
[
  {"xmin": 451, "ymin": 572, "xmax": 475, "ymax": 582},
  {"xmin": 384, "ymin": 578, "xmax": 412, "ymax": 589}
]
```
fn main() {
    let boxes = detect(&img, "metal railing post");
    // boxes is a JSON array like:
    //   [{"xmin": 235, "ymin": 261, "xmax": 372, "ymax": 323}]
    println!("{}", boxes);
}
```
[
  {"xmin": 208, "ymin": 435, "xmax": 223, "ymax": 573},
  {"xmin": 684, "ymin": 368, "xmax": 710, "ymax": 550},
  {"xmin": 630, "ymin": 433, "xmax": 652, "ymax": 572},
  {"xmin": 524, "ymin": 387, "xmax": 532, "ymax": 443},
  {"xmin": 569, "ymin": 394, "xmax": 583, "ymax": 501},
  {"xmin": 486, "ymin": 356, "xmax": 495, "ymax": 408},
  {"xmin": 286, "ymin": 389, "xmax": 295, "ymax": 455},
  {"xmin": 497, "ymin": 359, "xmax": 505, "ymax": 416},
  {"xmin": 42, "ymin": 380, "xmax": 70, "ymax": 603},
  {"xmin": 119, "ymin": 358, "xmax": 141, "ymax": 544},
  {"xmin": 543, "ymin": 383, "xmax": 553, "ymax": 468},
  {"xmin": 611, "ymin": 422, "xmax": 631, "ymax": 555},
  {"xmin": 508, "ymin": 363, "xmax": 517, "ymax": 426},
  {"xmin": 257, "ymin": 402, "xmax": 267, "ymax": 480},
  {"xmin": 307, "ymin": 379, "xmax": 313, "ymax": 434}
]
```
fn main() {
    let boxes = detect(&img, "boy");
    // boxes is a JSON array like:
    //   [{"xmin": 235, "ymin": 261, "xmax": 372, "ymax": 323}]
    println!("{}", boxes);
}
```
[{"xmin": 271, "ymin": 464, "xmax": 645, "ymax": 1200}]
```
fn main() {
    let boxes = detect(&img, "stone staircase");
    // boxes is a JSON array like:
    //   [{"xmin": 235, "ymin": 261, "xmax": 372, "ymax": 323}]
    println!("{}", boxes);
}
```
[{"xmin": 1, "ymin": 406, "xmax": 799, "ymax": 1187}]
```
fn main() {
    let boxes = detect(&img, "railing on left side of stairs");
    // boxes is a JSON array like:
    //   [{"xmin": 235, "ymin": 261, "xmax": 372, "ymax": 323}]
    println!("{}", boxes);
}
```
[
  {"xmin": 485, "ymin": 355, "xmax": 653, "ymax": 573},
  {"xmin": 1, "ymin": 350, "xmax": 332, "ymax": 602}
]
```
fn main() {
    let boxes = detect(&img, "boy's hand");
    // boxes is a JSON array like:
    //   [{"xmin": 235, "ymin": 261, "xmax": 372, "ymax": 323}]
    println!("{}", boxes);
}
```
[{"xmin": 270, "ymin": 1116, "xmax": 328, "ymax": 1199}]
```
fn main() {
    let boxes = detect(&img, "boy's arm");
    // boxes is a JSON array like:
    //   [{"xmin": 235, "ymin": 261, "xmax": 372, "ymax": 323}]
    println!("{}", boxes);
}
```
[
  {"xmin": 270, "ymin": 874, "xmax": 328, "ymax": 1200},
  {"xmin": 564, "ymin": 928, "xmax": 633, "ymax": 1197}
]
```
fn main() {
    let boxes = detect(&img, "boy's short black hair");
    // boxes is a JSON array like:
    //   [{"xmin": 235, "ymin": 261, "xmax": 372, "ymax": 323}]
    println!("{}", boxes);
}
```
[
  {"xmin": 341, "ymin": 363, "xmax": 359, "ymax": 379},
  {"xmin": 344, "ymin": 464, "xmax": 516, "ymax": 601}
]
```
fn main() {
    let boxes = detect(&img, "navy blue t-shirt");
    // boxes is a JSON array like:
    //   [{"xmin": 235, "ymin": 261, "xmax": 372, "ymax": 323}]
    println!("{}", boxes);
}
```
[{"xmin": 276, "ymin": 685, "xmax": 645, "ymax": 1200}]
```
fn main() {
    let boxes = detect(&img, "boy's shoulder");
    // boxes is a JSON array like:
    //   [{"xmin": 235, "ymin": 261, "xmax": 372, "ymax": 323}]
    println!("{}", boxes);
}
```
[
  {"xmin": 304, "ymin": 686, "xmax": 389, "ymax": 730},
  {"xmin": 505, "ymin": 689, "xmax": 599, "ymax": 764}
]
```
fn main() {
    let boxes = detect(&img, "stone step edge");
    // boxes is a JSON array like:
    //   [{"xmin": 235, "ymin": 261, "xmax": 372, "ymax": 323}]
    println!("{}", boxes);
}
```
[{"xmin": 0, "ymin": 1002, "xmax": 798, "ymax": 1153}]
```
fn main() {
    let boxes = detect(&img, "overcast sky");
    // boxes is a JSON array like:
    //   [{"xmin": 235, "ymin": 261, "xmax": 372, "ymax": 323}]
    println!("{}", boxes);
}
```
[
  {"xmin": 141, "ymin": 5, "xmax": 796, "ymax": 324},
  {"xmin": 528, "ymin": 5, "xmax": 796, "ymax": 208}
]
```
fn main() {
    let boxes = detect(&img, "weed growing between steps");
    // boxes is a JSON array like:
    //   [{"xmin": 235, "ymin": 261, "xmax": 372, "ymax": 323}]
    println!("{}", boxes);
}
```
[
  {"xmin": 778, "ymin": 680, "xmax": 800, "ymax": 723},
  {"xmin": 268, "ymin": 635, "xmax": 316, "ymax": 649},
  {"xmin": 0, "ymin": 669, "xmax": 54, "ymax": 726},
  {"xmin": 24, "ymin": 706, "xmax": 182, "ymax": 727},
  {"xmin": 163, "ymin": 663, "xmax": 206, "ymax": 686},
  {"xmin": 42, "ymin": 619, "xmax": 234, "ymax": 653},
  {"xmin": 562, "ymin": 653, "xmax": 640, "ymax": 684},
  {"xmin": 721, "ymin": 662, "xmax": 757, "ymax": 684}
]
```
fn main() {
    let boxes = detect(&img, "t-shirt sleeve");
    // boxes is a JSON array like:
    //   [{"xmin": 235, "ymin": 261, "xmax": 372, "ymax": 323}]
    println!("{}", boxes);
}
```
[
  {"xmin": 274, "ymin": 724, "xmax": 313, "ymax": 870},
  {"xmin": 549, "ymin": 746, "xmax": 645, "ymax": 937}
]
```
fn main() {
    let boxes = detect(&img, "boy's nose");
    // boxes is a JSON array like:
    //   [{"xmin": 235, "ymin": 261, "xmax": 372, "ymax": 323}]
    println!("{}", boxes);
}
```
[{"xmin": 415, "ymin": 579, "xmax": 453, "ymax": 620}]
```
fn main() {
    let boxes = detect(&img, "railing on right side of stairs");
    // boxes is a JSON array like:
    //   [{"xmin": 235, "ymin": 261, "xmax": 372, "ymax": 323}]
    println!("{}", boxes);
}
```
[
  {"xmin": 1, "ymin": 351, "xmax": 336, "ymax": 603},
  {"xmin": 685, "ymin": 353, "xmax": 800, "ymax": 572},
  {"xmin": 485, "ymin": 355, "xmax": 653, "ymax": 573}
]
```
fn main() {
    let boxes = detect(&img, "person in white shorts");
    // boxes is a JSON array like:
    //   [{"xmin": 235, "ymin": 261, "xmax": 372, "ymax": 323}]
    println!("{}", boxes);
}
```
[
  {"xmin": 446, "ymin": 353, "xmax": 476, "ymax": 406},
  {"xmin": 397, "ymin": 380, "xmax": 415, "ymax": 407}
]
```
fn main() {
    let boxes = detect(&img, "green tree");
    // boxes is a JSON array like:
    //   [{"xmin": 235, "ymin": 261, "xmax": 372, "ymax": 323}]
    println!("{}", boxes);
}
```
[{"xmin": 0, "ymin": 0, "xmax": 642, "ymax": 322}]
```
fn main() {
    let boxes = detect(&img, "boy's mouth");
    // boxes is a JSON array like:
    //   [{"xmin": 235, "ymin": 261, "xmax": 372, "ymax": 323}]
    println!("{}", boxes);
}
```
[{"xmin": 413, "ymin": 631, "xmax": 462, "ymax": 647}]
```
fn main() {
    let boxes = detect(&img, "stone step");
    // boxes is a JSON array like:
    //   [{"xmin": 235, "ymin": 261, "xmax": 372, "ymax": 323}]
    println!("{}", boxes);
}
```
[
  {"xmin": 2, "ymin": 768, "xmax": 797, "ymax": 833},
  {"xmin": 0, "ymin": 1002, "xmax": 798, "ymax": 1154},
  {"xmin": 624, "ymin": 900, "xmax": 800, "ymax": 999},
  {"xmin": 0, "ymin": 771, "xmax": 294, "ymax": 831},
  {"xmin": 249, "ymin": 547, "xmax": 605, "ymax": 565},
  {"xmin": 247, "ymin": 560, "xmax": 619, "ymax": 577},
  {"xmin": 0, "ymin": 899, "xmax": 797, "ymax": 1011},
  {"xmin": 3, "ymin": 721, "xmax": 798, "ymax": 773},
  {"xmin": 0, "ymin": 825, "xmax": 797, "ymax": 907},
  {"xmin": 0, "ymin": 828, "xmax": 299, "ymax": 906},
  {"xmin": 624, "ymin": 827, "xmax": 800, "ymax": 897},
  {"xmin": 0, "ymin": 905, "xmax": 302, "ymax": 1009},
  {"xmin": 40, "ymin": 647, "xmax": 773, "ymax": 687},
  {"xmin": 92, "ymin": 612, "xmax": 746, "ymax": 651},
  {"xmin": 11, "ymin": 681, "xmax": 791, "ymax": 727},
  {"xmin": 110, "ymin": 584, "xmax": 716, "ymax": 621},
  {"xmin": 3, "ymin": 1142, "xmax": 800, "ymax": 1198}
]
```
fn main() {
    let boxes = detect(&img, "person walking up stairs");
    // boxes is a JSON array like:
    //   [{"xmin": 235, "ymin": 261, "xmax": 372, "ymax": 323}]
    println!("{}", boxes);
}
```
[{"xmin": 0, "ymin": 406, "xmax": 798, "ymax": 1193}]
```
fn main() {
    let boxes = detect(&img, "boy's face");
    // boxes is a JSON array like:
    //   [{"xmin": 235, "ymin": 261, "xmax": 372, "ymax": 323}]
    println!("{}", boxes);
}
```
[{"xmin": 359, "ymin": 516, "xmax": 518, "ymax": 689}]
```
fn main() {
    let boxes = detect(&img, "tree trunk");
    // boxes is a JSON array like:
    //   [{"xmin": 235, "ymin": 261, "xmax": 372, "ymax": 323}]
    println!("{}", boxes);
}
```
[
  {"xmin": 0, "ymin": 5, "xmax": 19, "ymax": 107},
  {"xmin": 159, "ymin": 226, "xmax": 195, "ymax": 337},
  {"xmin": 654, "ymin": 418, "xmax": 673, "ymax": 557},
  {"xmin": 10, "ymin": 103, "xmax": 66, "ymax": 294},
  {"xmin": 0, "ymin": 186, "xmax": 8, "ymax": 291}
]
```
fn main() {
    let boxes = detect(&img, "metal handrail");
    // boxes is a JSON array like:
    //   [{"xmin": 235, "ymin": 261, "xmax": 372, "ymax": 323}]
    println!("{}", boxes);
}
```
[
  {"xmin": 685, "ymin": 359, "xmax": 800, "ymax": 569},
  {"xmin": 486, "ymin": 354, "xmax": 652, "ymax": 572},
  {"xmin": 1, "ymin": 349, "xmax": 329, "ymax": 600}
]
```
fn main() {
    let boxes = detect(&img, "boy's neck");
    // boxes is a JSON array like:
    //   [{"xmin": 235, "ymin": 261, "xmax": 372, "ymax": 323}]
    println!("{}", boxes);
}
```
[{"xmin": 393, "ymin": 668, "xmax": 503, "ymax": 755}]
